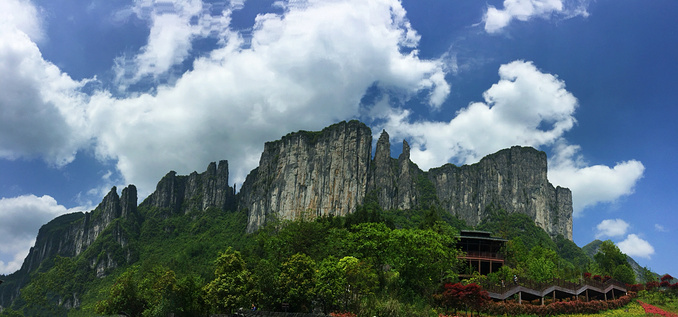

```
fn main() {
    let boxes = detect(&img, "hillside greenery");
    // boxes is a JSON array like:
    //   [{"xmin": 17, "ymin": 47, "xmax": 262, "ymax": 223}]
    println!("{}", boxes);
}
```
[{"xmin": 0, "ymin": 200, "xmax": 649, "ymax": 316}]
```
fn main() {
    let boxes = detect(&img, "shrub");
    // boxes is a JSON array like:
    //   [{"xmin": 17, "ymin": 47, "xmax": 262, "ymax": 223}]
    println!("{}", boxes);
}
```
[
  {"xmin": 482, "ymin": 296, "xmax": 631, "ymax": 316},
  {"xmin": 661, "ymin": 274, "xmax": 674, "ymax": 282},
  {"xmin": 627, "ymin": 283, "xmax": 644, "ymax": 293},
  {"xmin": 647, "ymin": 281, "xmax": 660, "ymax": 291}
]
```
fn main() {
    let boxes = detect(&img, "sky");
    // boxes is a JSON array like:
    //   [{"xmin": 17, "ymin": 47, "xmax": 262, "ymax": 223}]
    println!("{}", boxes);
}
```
[{"xmin": 0, "ymin": 0, "xmax": 676, "ymax": 276}]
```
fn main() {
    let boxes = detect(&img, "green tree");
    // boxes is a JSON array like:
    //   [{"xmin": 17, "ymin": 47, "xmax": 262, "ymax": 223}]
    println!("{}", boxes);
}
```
[
  {"xmin": 613, "ymin": 264, "xmax": 636, "ymax": 284},
  {"xmin": 315, "ymin": 257, "xmax": 345, "ymax": 313},
  {"xmin": 387, "ymin": 228, "xmax": 459, "ymax": 297},
  {"xmin": 638, "ymin": 266, "xmax": 657, "ymax": 284},
  {"xmin": 594, "ymin": 240, "xmax": 635, "ymax": 283},
  {"xmin": 203, "ymin": 247, "xmax": 256, "ymax": 314},
  {"xmin": 277, "ymin": 253, "xmax": 316, "ymax": 312},
  {"xmin": 348, "ymin": 222, "xmax": 391, "ymax": 270},
  {"xmin": 253, "ymin": 259, "xmax": 279, "ymax": 310},
  {"xmin": 95, "ymin": 265, "xmax": 197, "ymax": 317},
  {"xmin": 594, "ymin": 240, "xmax": 628, "ymax": 275},
  {"xmin": 95, "ymin": 266, "xmax": 148, "ymax": 317},
  {"xmin": 338, "ymin": 256, "xmax": 378, "ymax": 310},
  {"xmin": 526, "ymin": 246, "xmax": 558, "ymax": 282}
]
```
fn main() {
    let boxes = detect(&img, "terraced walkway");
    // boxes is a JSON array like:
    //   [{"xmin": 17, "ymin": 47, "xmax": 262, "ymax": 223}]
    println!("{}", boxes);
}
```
[{"xmin": 481, "ymin": 278, "xmax": 627, "ymax": 305}]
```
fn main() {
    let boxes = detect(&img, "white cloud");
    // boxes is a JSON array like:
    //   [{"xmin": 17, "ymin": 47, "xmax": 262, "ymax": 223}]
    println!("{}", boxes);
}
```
[
  {"xmin": 618, "ymin": 234, "xmax": 655, "ymax": 259},
  {"xmin": 655, "ymin": 224, "xmax": 667, "ymax": 232},
  {"xmin": 0, "ymin": 3, "xmax": 90, "ymax": 166},
  {"xmin": 377, "ymin": 60, "xmax": 577, "ymax": 169},
  {"xmin": 483, "ymin": 0, "xmax": 589, "ymax": 33},
  {"xmin": 375, "ymin": 60, "xmax": 643, "ymax": 217},
  {"xmin": 0, "ymin": 195, "xmax": 84, "ymax": 274},
  {"xmin": 114, "ymin": 0, "xmax": 225, "ymax": 86},
  {"xmin": 0, "ymin": 0, "xmax": 44, "ymax": 42},
  {"xmin": 89, "ymin": 0, "xmax": 450, "ymax": 196},
  {"xmin": 0, "ymin": 0, "xmax": 641, "ymax": 225},
  {"xmin": 548, "ymin": 143, "xmax": 645, "ymax": 216},
  {"xmin": 595, "ymin": 219, "xmax": 629, "ymax": 239},
  {"xmin": 0, "ymin": 0, "xmax": 450, "ymax": 197}
]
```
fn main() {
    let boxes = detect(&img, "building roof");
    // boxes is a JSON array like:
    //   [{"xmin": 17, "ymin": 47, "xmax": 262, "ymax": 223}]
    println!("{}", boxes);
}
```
[{"xmin": 458, "ymin": 230, "xmax": 508, "ymax": 242}]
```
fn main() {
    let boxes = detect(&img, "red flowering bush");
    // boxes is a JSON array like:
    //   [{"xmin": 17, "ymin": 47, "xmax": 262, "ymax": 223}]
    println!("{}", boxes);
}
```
[
  {"xmin": 661, "ymin": 274, "xmax": 674, "ymax": 282},
  {"xmin": 583, "ymin": 272, "xmax": 592, "ymax": 279},
  {"xmin": 593, "ymin": 275, "xmax": 602, "ymax": 281},
  {"xmin": 482, "ymin": 296, "xmax": 631, "ymax": 316},
  {"xmin": 661, "ymin": 281, "xmax": 671, "ymax": 287},
  {"xmin": 603, "ymin": 275, "xmax": 612, "ymax": 282},
  {"xmin": 647, "ymin": 281, "xmax": 661, "ymax": 291},
  {"xmin": 434, "ymin": 282, "xmax": 490, "ymax": 315},
  {"xmin": 627, "ymin": 283, "xmax": 644, "ymax": 293},
  {"xmin": 637, "ymin": 300, "xmax": 678, "ymax": 317}
]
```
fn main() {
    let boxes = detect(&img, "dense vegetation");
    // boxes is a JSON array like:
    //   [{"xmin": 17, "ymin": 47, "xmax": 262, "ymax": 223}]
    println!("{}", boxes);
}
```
[{"xmin": 0, "ymin": 199, "xmax": 662, "ymax": 316}]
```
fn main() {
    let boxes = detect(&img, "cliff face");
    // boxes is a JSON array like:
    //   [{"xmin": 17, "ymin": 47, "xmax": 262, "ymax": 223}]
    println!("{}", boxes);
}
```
[
  {"xmin": 367, "ymin": 131, "xmax": 420, "ymax": 210},
  {"xmin": 428, "ymin": 147, "xmax": 573, "ymax": 240},
  {"xmin": 20, "ymin": 186, "xmax": 138, "ymax": 274},
  {"xmin": 1, "ymin": 120, "xmax": 575, "ymax": 311},
  {"xmin": 239, "ymin": 121, "xmax": 372, "ymax": 232},
  {"xmin": 140, "ymin": 160, "xmax": 236, "ymax": 215},
  {"xmin": 0, "ymin": 186, "xmax": 139, "ymax": 307},
  {"xmin": 239, "ymin": 123, "xmax": 573, "ymax": 240}
]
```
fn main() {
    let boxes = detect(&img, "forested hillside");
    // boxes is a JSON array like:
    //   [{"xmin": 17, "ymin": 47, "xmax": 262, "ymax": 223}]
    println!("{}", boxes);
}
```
[{"xmin": 0, "ymin": 196, "xmax": 645, "ymax": 316}]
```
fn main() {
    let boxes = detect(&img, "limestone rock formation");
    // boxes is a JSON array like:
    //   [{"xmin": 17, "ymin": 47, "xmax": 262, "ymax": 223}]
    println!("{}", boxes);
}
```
[
  {"xmin": 1, "ymin": 120, "xmax": 575, "ymax": 310},
  {"xmin": 366, "ymin": 131, "xmax": 421, "ymax": 210},
  {"xmin": 0, "ymin": 186, "xmax": 140, "ymax": 307},
  {"xmin": 428, "ymin": 147, "xmax": 573, "ymax": 240},
  {"xmin": 140, "ymin": 160, "xmax": 236, "ymax": 215},
  {"xmin": 239, "ymin": 120, "xmax": 372, "ymax": 232},
  {"xmin": 21, "ymin": 186, "xmax": 138, "ymax": 274},
  {"xmin": 239, "ymin": 123, "xmax": 572, "ymax": 240}
]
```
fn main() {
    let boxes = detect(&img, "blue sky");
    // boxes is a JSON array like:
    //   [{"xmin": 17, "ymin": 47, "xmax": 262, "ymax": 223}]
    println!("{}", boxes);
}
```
[{"xmin": 0, "ymin": 0, "xmax": 676, "ymax": 276}]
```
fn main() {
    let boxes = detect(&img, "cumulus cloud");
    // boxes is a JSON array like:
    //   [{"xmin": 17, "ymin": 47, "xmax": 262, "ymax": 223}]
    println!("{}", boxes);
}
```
[
  {"xmin": 483, "ymin": 0, "xmax": 589, "ymax": 33},
  {"xmin": 374, "ymin": 60, "xmax": 643, "ymax": 217},
  {"xmin": 377, "ymin": 60, "xmax": 578, "ymax": 169},
  {"xmin": 86, "ymin": 0, "xmax": 450, "ymax": 195},
  {"xmin": 114, "ymin": 0, "xmax": 235, "ymax": 87},
  {"xmin": 0, "ymin": 0, "xmax": 44, "ymax": 42},
  {"xmin": 0, "ymin": 1, "xmax": 90, "ymax": 166},
  {"xmin": 548, "ymin": 143, "xmax": 645, "ymax": 215},
  {"xmin": 0, "ymin": 0, "xmax": 450, "ymax": 197},
  {"xmin": 618, "ymin": 234, "xmax": 655, "ymax": 259},
  {"xmin": 0, "ymin": 195, "xmax": 84, "ymax": 274},
  {"xmin": 0, "ymin": 0, "xmax": 643, "ymax": 250},
  {"xmin": 595, "ymin": 219, "xmax": 629, "ymax": 239}
]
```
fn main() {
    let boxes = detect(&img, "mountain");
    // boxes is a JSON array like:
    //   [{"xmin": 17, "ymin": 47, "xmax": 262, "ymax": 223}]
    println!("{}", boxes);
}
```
[
  {"xmin": 239, "ymin": 120, "xmax": 572, "ymax": 239},
  {"xmin": 582, "ymin": 239, "xmax": 654, "ymax": 282},
  {"xmin": 0, "ymin": 120, "xmax": 573, "ymax": 312}
]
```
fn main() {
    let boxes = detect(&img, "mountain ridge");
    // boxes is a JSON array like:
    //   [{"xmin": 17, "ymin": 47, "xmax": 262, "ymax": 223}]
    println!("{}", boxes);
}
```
[{"xmin": 0, "ymin": 120, "xmax": 574, "ymax": 311}]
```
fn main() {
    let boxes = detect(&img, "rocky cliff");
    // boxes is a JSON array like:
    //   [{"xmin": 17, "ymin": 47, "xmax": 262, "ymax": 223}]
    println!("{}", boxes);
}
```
[
  {"xmin": 239, "ymin": 121, "xmax": 372, "ymax": 232},
  {"xmin": 20, "ymin": 186, "xmax": 138, "ymax": 274},
  {"xmin": 0, "ymin": 185, "xmax": 139, "ymax": 307},
  {"xmin": 428, "ymin": 147, "xmax": 572, "ymax": 240},
  {"xmin": 1, "ymin": 120, "xmax": 575, "ymax": 310},
  {"xmin": 140, "ymin": 160, "xmax": 237, "ymax": 215},
  {"xmin": 238, "ymin": 121, "xmax": 573, "ymax": 239}
]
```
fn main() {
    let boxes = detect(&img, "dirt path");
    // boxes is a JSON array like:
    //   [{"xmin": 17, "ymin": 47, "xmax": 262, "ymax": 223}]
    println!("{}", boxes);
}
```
[{"xmin": 637, "ymin": 300, "xmax": 678, "ymax": 317}]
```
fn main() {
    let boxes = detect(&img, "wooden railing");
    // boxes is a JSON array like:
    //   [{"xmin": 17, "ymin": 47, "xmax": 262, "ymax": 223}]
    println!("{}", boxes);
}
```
[
  {"xmin": 480, "ymin": 277, "xmax": 627, "ymax": 300},
  {"xmin": 461, "ymin": 251, "xmax": 505, "ymax": 260}
]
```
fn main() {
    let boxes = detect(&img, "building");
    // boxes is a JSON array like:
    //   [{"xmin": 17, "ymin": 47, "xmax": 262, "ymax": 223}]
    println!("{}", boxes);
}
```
[{"xmin": 457, "ymin": 230, "xmax": 507, "ymax": 277}]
